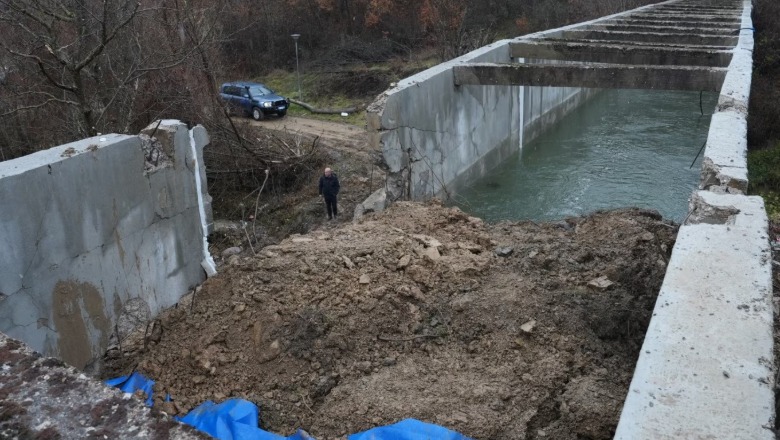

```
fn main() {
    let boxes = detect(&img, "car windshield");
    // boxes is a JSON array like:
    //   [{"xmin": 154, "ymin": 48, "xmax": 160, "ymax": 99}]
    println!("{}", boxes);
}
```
[{"xmin": 248, "ymin": 85, "xmax": 273, "ymax": 96}]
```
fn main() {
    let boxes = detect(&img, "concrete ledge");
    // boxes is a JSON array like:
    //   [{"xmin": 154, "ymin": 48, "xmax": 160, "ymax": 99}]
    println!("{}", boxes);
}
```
[
  {"xmin": 700, "ymin": 110, "xmax": 748, "ymax": 192},
  {"xmin": 590, "ymin": 23, "xmax": 735, "ymax": 34},
  {"xmin": 509, "ymin": 41, "xmax": 733, "ymax": 67},
  {"xmin": 558, "ymin": 30, "xmax": 738, "ymax": 46},
  {"xmin": 615, "ymin": 192, "xmax": 774, "ymax": 439},
  {"xmin": 453, "ymin": 62, "xmax": 726, "ymax": 91},
  {"xmin": 606, "ymin": 18, "xmax": 741, "ymax": 27}
]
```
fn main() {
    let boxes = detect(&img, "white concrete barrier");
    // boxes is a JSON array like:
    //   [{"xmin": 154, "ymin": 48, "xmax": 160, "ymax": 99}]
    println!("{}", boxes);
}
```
[{"xmin": 0, "ymin": 121, "xmax": 214, "ymax": 369}]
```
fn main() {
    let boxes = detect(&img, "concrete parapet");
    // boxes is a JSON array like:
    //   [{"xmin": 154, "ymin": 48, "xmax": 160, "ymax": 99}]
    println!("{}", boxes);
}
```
[
  {"xmin": 0, "ymin": 332, "xmax": 206, "ymax": 438},
  {"xmin": 699, "ymin": 110, "xmax": 748, "ymax": 193},
  {"xmin": 699, "ymin": 2, "xmax": 753, "ymax": 193},
  {"xmin": 615, "ymin": 192, "xmax": 774, "ymax": 439},
  {"xmin": 0, "ymin": 121, "xmax": 214, "ymax": 369},
  {"xmin": 616, "ymin": 2, "xmax": 775, "ymax": 438}
]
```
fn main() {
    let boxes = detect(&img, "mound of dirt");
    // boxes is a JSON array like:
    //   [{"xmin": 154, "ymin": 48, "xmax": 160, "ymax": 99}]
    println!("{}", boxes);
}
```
[{"xmin": 102, "ymin": 201, "xmax": 677, "ymax": 440}]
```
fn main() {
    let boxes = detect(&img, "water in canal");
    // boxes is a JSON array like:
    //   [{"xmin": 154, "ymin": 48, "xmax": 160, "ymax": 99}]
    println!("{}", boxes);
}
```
[{"xmin": 453, "ymin": 89, "xmax": 718, "ymax": 223}]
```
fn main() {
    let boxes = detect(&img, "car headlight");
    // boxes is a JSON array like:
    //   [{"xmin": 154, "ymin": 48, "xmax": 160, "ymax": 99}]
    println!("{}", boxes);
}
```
[{"xmin": 262, "ymin": 102, "xmax": 272, "ymax": 108}]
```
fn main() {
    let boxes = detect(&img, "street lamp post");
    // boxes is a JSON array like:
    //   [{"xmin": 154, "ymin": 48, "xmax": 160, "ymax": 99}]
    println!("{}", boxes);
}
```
[{"xmin": 291, "ymin": 33, "xmax": 301, "ymax": 101}]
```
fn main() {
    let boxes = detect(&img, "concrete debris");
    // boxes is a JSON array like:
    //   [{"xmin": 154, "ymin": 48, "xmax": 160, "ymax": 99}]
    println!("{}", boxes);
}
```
[
  {"xmin": 411, "ymin": 234, "xmax": 443, "ymax": 248},
  {"xmin": 343, "ymin": 256, "xmax": 356, "ymax": 269},
  {"xmin": 520, "ymin": 320, "xmax": 537, "ymax": 333},
  {"xmin": 422, "ymin": 246, "xmax": 442, "ymax": 262},
  {"xmin": 397, "ymin": 255, "xmax": 412, "ymax": 269},
  {"xmin": 221, "ymin": 247, "xmax": 242, "ymax": 257},
  {"xmin": 139, "ymin": 134, "xmax": 173, "ymax": 173},
  {"xmin": 457, "ymin": 242, "xmax": 483, "ymax": 253},
  {"xmin": 494, "ymin": 246, "xmax": 514, "ymax": 257},
  {"xmin": 588, "ymin": 276, "xmax": 614, "ymax": 291}
]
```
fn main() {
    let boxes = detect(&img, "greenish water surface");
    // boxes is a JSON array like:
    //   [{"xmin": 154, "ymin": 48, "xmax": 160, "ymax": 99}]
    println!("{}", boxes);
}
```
[{"xmin": 454, "ymin": 89, "xmax": 718, "ymax": 223}]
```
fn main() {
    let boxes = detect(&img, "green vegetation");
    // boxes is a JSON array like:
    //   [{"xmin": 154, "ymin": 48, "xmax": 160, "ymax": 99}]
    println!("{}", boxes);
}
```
[
  {"xmin": 262, "ymin": 70, "xmax": 368, "ymax": 127},
  {"xmin": 748, "ymin": 143, "xmax": 780, "ymax": 221},
  {"xmin": 746, "ymin": 0, "xmax": 780, "ymax": 222}
]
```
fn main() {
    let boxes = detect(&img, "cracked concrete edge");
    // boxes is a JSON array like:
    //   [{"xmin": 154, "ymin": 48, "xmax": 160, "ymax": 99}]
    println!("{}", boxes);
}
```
[
  {"xmin": 0, "ymin": 332, "xmax": 208, "ymax": 439},
  {"xmin": 686, "ymin": 190, "xmax": 743, "ymax": 225},
  {"xmin": 699, "ymin": 2, "xmax": 752, "ymax": 194},
  {"xmin": 616, "ymin": 191, "xmax": 774, "ymax": 440}
]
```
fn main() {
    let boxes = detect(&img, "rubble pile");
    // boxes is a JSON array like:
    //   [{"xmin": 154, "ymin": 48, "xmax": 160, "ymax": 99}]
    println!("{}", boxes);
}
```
[{"xmin": 103, "ymin": 201, "xmax": 677, "ymax": 440}]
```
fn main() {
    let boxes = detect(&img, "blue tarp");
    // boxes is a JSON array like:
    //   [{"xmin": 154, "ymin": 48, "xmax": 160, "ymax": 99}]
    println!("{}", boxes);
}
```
[
  {"xmin": 107, "ymin": 372, "xmax": 471, "ymax": 440},
  {"xmin": 348, "ymin": 419, "xmax": 471, "ymax": 440},
  {"xmin": 105, "ymin": 371, "xmax": 155, "ymax": 406},
  {"xmin": 178, "ymin": 399, "xmax": 313, "ymax": 440}
]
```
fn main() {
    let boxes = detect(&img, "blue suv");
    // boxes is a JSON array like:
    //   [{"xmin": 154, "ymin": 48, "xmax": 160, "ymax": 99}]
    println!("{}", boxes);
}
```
[{"xmin": 220, "ymin": 82, "xmax": 289, "ymax": 120}]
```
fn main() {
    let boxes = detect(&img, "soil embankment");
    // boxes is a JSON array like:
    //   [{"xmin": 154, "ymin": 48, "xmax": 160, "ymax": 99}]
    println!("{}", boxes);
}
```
[{"xmin": 104, "ymin": 200, "xmax": 676, "ymax": 439}]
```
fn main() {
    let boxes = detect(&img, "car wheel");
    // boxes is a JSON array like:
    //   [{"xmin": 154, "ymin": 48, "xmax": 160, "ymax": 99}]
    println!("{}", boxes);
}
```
[
  {"xmin": 278, "ymin": 110, "xmax": 287, "ymax": 118},
  {"xmin": 252, "ymin": 107, "xmax": 264, "ymax": 121}
]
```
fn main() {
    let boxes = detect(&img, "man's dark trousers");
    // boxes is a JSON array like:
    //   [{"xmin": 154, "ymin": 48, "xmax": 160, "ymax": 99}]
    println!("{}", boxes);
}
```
[{"xmin": 324, "ymin": 195, "xmax": 338, "ymax": 219}]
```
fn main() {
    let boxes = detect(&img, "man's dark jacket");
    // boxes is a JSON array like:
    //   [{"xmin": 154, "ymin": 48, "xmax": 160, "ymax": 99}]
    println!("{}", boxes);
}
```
[{"xmin": 319, "ymin": 173, "xmax": 340, "ymax": 199}]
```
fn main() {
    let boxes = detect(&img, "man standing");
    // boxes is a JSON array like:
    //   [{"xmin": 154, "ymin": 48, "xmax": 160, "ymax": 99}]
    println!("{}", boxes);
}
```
[{"xmin": 318, "ymin": 167, "xmax": 340, "ymax": 220}]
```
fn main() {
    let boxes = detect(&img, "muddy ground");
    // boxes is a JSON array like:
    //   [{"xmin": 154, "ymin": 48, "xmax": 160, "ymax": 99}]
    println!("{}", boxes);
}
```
[{"xmin": 103, "ymin": 199, "xmax": 677, "ymax": 440}]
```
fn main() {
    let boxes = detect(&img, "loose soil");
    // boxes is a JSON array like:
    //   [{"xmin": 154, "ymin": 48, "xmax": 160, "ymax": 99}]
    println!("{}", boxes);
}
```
[
  {"xmin": 251, "ymin": 117, "xmax": 369, "ymax": 159},
  {"xmin": 103, "ymin": 200, "xmax": 678, "ymax": 440}
]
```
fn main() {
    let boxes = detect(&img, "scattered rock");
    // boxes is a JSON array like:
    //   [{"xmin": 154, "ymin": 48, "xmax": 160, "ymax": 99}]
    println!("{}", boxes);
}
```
[
  {"xmin": 587, "ymin": 276, "xmax": 614, "ymax": 291},
  {"xmin": 457, "ymin": 242, "xmax": 483, "ymax": 253},
  {"xmin": 292, "ymin": 237, "xmax": 314, "ymax": 243},
  {"xmin": 412, "ymin": 234, "xmax": 442, "ymax": 248},
  {"xmin": 397, "ymin": 255, "xmax": 412, "ymax": 269},
  {"xmin": 422, "ymin": 247, "xmax": 441, "ymax": 262},
  {"xmin": 520, "ymin": 320, "xmax": 537, "ymax": 333},
  {"xmin": 638, "ymin": 232, "xmax": 654, "ymax": 242},
  {"xmin": 160, "ymin": 401, "xmax": 177, "ymax": 416},
  {"xmin": 494, "ymin": 246, "xmax": 514, "ymax": 257},
  {"xmin": 221, "ymin": 247, "xmax": 242, "ymax": 257},
  {"xmin": 343, "ymin": 256, "xmax": 355, "ymax": 269},
  {"xmin": 312, "ymin": 376, "xmax": 338, "ymax": 399},
  {"xmin": 359, "ymin": 274, "xmax": 371, "ymax": 284}
]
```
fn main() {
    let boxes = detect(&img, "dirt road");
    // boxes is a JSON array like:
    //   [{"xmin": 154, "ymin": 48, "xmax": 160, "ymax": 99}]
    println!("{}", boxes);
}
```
[{"xmin": 244, "ymin": 116, "xmax": 370, "ymax": 159}]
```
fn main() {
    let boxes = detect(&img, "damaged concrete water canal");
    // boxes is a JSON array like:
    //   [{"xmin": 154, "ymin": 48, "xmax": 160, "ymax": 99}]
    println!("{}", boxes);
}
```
[{"xmin": 1, "ymin": 0, "xmax": 774, "ymax": 439}]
